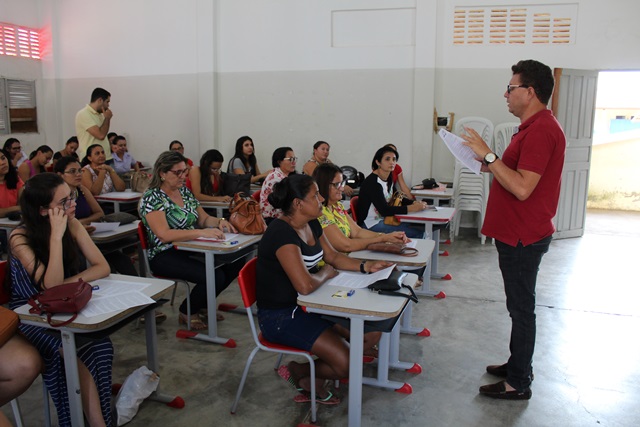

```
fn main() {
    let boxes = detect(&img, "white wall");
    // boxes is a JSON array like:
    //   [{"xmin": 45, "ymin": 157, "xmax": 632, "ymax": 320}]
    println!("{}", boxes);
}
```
[{"xmin": 2, "ymin": 0, "xmax": 639, "ymax": 183}]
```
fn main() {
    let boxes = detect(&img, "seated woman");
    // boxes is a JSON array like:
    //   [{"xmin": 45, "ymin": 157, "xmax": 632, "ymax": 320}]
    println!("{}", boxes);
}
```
[
  {"xmin": 52, "ymin": 136, "xmax": 80, "ymax": 168},
  {"xmin": 384, "ymin": 143, "xmax": 414, "ymax": 199},
  {"xmin": 227, "ymin": 136, "xmax": 271, "ymax": 184},
  {"xmin": 356, "ymin": 146, "xmax": 428, "ymax": 238},
  {"xmin": 188, "ymin": 149, "xmax": 232, "ymax": 203},
  {"xmin": 9, "ymin": 173, "xmax": 113, "ymax": 427},
  {"xmin": 55, "ymin": 156, "xmax": 140, "ymax": 277},
  {"xmin": 110, "ymin": 135, "xmax": 140, "ymax": 174},
  {"xmin": 257, "ymin": 174, "xmax": 390, "ymax": 403},
  {"xmin": 260, "ymin": 147, "xmax": 297, "ymax": 224},
  {"xmin": 0, "ymin": 149, "xmax": 23, "ymax": 219},
  {"xmin": 302, "ymin": 141, "xmax": 354, "ymax": 196},
  {"xmin": 139, "ymin": 151, "xmax": 249, "ymax": 329},
  {"xmin": 313, "ymin": 163, "xmax": 408, "ymax": 252},
  {"xmin": 0, "ymin": 325, "xmax": 42, "ymax": 425},
  {"xmin": 3, "ymin": 138, "xmax": 27, "ymax": 168},
  {"xmin": 81, "ymin": 144, "xmax": 126, "ymax": 196},
  {"xmin": 18, "ymin": 145, "xmax": 53, "ymax": 183},
  {"xmin": 169, "ymin": 140, "xmax": 193, "ymax": 167}
]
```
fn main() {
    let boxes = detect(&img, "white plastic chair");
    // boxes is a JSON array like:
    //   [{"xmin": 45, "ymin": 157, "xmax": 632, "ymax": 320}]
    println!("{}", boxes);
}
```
[
  {"xmin": 493, "ymin": 122, "xmax": 520, "ymax": 158},
  {"xmin": 455, "ymin": 116, "xmax": 495, "ymax": 151}
]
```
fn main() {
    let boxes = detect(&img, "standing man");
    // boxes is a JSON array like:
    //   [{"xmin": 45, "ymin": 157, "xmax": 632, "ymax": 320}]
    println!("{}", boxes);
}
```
[
  {"xmin": 75, "ymin": 87, "xmax": 113, "ymax": 161},
  {"xmin": 462, "ymin": 59, "xmax": 566, "ymax": 400}
]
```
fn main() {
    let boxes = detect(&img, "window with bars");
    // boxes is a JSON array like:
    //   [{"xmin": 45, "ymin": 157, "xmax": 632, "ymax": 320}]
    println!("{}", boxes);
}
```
[
  {"xmin": 0, "ymin": 79, "xmax": 38, "ymax": 134},
  {"xmin": 0, "ymin": 22, "xmax": 41, "ymax": 59},
  {"xmin": 453, "ymin": 4, "xmax": 577, "ymax": 45}
]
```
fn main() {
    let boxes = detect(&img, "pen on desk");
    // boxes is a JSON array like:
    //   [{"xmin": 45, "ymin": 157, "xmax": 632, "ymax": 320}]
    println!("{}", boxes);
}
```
[
  {"xmin": 92, "ymin": 286, "xmax": 100, "ymax": 291},
  {"xmin": 221, "ymin": 240, "xmax": 239, "ymax": 246},
  {"xmin": 347, "ymin": 290, "xmax": 355, "ymax": 297}
]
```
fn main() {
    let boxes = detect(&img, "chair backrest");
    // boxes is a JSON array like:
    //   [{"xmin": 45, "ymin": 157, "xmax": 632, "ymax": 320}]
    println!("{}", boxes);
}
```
[
  {"xmin": 137, "ymin": 221, "xmax": 150, "ymax": 250},
  {"xmin": 349, "ymin": 196, "xmax": 359, "ymax": 222},
  {"xmin": 493, "ymin": 122, "xmax": 520, "ymax": 158},
  {"xmin": 455, "ymin": 116, "xmax": 495, "ymax": 150},
  {"xmin": 251, "ymin": 190, "xmax": 261, "ymax": 202},
  {"xmin": 237, "ymin": 257, "xmax": 258, "ymax": 309}
]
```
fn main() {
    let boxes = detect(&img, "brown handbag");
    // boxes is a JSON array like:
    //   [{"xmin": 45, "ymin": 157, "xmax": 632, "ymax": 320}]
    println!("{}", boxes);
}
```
[
  {"xmin": 0, "ymin": 306, "xmax": 19, "ymax": 347},
  {"xmin": 130, "ymin": 171, "xmax": 152, "ymax": 193},
  {"xmin": 366, "ymin": 241, "xmax": 419, "ymax": 257},
  {"xmin": 27, "ymin": 279, "xmax": 93, "ymax": 327},
  {"xmin": 383, "ymin": 191, "xmax": 404, "ymax": 226},
  {"xmin": 228, "ymin": 193, "xmax": 267, "ymax": 235}
]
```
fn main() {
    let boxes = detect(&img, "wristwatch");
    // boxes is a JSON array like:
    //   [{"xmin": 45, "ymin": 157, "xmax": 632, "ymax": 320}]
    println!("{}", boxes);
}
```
[{"xmin": 483, "ymin": 152, "xmax": 498, "ymax": 166}]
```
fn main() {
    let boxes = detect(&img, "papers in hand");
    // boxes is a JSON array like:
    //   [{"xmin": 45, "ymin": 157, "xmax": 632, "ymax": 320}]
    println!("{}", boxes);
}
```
[
  {"xmin": 90, "ymin": 222, "xmax": 120, "ymax": 233},
  {"xmin": 324, "ymin": 264, "xmax": 397, "ymax": 289},
  {"xmin": 438, "ymin": 128, "xmax": 481, "ymax": 175},
  {"xmin": 196, "ymin": 233, "xmax": 239, "ymax": 242}
]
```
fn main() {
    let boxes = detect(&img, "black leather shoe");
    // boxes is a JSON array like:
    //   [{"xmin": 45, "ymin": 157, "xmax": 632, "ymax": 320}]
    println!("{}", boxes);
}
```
[
  {"xmin": 486, "ymin": 363, "xmax": 508, "ymax": 377},
  {"xmin": 479, "ymin": 380, "xmax": 531, "ymax": 400},
  {"xmin": 486, "ymin": 363, "xmax": 534, "ymax": 380}
]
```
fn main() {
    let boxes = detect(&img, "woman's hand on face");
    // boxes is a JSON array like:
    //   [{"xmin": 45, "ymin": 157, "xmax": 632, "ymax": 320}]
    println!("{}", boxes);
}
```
[
  {"xmin": 48, "ymin": 207, "xmax": 68, "ymax": 239},
  {"xmin": 201, "ymin": 227, "xmax": 225, "ymax": 240},
  {"xmin": 368, "ymin": 261, "xmax": 394, "ymax": 273}
]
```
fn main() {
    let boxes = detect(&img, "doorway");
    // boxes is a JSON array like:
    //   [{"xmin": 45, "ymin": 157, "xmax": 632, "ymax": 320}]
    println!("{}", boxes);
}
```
[{"xmin": 588, "ymin": 71, "xmax": 640, "ymax": 212}]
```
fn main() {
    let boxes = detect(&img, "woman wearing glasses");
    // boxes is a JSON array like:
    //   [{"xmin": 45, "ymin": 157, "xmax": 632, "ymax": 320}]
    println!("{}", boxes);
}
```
[
  {"xmin": 139, "ymin": 151, "xmax": 248, "ymax": 330},
  {"xmin": 81, "ymin": 144, "xmax": 126, "ymax": 196},
  {"xmin": 9, "ymin": 173, "xmax": 113, "ymax": 427},
  {"xmin": 188, "ymin": 149, "xmax": 232, "ymax": 203},
  {"xmin": 54, "ymin": 156, "xmax": 140, "ymax": 278},
  {"xmin": 313, "ymin": 163, "xmax": 409, "ymax": 252},
  {"xmin": 260, "ymin": 147, "xmax": 297, "ymax": 225}
]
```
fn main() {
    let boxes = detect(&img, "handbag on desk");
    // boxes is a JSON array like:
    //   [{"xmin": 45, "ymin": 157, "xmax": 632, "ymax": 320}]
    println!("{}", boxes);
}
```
[
  {"xmin": 368, "ymin": 271, "xmax": 418, "ymax": 303},
  {"xmin": 222, "ymin": 172, "xmax": 252, "ymax": 197},
  {"xmin": 366, "ymin": 241, "xmax": 418, "ymax": 257},
  {"xmin": 130, "ymin": 171, "xmax": 152, "ymax": 193},
  {"xmin": 228, "ymin": 193, "xmax": 267, "ymax": 235},
  {"xmin": 383, "ymin": 191, "xmax": 404, "ymax": 226},
  {"xmin": 102, "ymin": 212, "xmax": 138, "ymax": 225},
  {"xmin": 27, "ymin": 279, "xmax": 93, "ymax": 327}
]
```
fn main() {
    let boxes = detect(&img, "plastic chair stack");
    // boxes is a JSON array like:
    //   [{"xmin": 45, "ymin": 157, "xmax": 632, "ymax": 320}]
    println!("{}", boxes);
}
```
[
  {"xmin": 451, "ymin": 117, "xmax": 494, "ymax": 244},
  {"xmin": 493, "ymin": 122, "xmax": 520, "ymax": 158}
]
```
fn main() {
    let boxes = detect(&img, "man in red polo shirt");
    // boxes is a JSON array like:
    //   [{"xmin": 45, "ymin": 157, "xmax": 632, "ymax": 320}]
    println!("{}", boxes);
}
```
[{"xmin": 462, "ymin": 59, "xmax": 566, "ymax": 400}]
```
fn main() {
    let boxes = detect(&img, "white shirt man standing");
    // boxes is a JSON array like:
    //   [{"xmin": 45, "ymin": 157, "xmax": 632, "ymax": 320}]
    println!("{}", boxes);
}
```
[{"xmin": 75, "ymin": 87, "xmax": 113, "ymax": 161}]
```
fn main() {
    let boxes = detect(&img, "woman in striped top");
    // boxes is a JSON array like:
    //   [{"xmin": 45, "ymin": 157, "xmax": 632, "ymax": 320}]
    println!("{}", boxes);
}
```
[{"xmin": 9, "ymin": 173, "xmax": 112, "ymax": 427}]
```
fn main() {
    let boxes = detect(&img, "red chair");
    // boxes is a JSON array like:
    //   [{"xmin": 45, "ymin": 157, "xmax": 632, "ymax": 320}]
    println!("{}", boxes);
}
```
[
  {"xmin": 230, "ymin": 258, "xmax": 319, "ymax": 422},
  {"xmin": 0, "ymin": 260, "xmax": 9, "ymax": 304},
  {"xmin": 349, "ymin": 196, "xmax": 359, "ymax": 222},
  {"xmin": 137, "ymin": 222, "xmax": 193, "ymax": 330}
]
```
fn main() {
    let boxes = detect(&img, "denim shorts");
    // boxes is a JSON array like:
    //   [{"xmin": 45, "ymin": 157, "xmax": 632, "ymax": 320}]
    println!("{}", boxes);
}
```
[{"xmin": 257, "ymin": 306, "xmax": 334, "ymax": 352}]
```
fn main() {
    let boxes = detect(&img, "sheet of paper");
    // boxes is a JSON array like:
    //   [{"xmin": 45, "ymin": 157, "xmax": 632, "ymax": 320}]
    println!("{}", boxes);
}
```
[
  {"xmin": 438, "ymin": 129, "xmax": 482, "ymax": 175},
  {"xmin": 91, "ymin": 279, "xmax": 151, "ymax": 295},
  {"xmin": 82, "ymin": 291, "xmax": 155, "ymax": 317},
  {"xmin": 196, "ymin": 233, "xmax": 240, "ymax": 242},
  {"xmin": 90, "ymin": 222, "xmax": 121, "ymax": 233},
  {"xmin": 405, "ymin": 240, "xmax": 417, "ymax": 249},
  {"xmin": 323, "ymin": 264, "xmax": 396, "ymax": 289}
]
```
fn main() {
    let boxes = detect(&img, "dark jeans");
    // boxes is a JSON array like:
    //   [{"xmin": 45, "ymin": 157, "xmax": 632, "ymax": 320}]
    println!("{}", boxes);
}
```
[
  {"xmin": 366, "ymin": 221, "xmax": 425, "ymax": 239},
  {"xmin": 496, "ymin": 235, "xmax": 552, "ymax": 391},
  {"xmin": 149, "ymin": 247, "xmax": 249, "ymax": 315}
]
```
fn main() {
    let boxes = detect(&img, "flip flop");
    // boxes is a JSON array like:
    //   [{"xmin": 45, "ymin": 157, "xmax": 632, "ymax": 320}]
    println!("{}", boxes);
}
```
[
  {"xmin": 293, "ymin": 391, "xmax": 341, "ymax": 406},
  {"xmin": 178, "ymin": 313, "xmax": 208, "ymax": 331},
  {"xmin": 277, "ymin": 365, "xmax": 304, "ymax": 393}
]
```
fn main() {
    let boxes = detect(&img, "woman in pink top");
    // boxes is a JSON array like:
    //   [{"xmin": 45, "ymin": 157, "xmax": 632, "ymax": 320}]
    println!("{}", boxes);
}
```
[{"xmin": 17, "ymin": 145, "xmax": 53, "ymax": 183}]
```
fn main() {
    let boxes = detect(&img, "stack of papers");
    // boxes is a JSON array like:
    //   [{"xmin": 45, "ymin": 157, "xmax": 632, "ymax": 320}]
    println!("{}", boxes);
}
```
[
  {"xmin": 196, "ymin": 233, "xmax": 239, "ymax": 242},
  {"xmin": 323, "ymin": 264, "xmax": 397, "ymax": 289},
  {"xmin": 81, "ymin": 280, "xmax": 155, "ymax": 317}
]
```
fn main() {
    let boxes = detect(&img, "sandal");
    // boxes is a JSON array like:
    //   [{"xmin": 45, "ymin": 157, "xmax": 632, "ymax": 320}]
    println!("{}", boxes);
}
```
[
  {"xmin": 139, "ymin": 311, "xmax": 168, "ymax": 324},
  {"xmin": 277, "ymin": 365, "xmax": 304, "ymax": 393},
  {"xmin": 178, "ymin": 313, "xmax": 208, "ymax": 331},
  {"xmin": 293, "ymin": 390, "xmax": 341, "ymax": 406},
  {"xmin": 197, "ymin": 310, "xmax": 225, "ymax": 322}
]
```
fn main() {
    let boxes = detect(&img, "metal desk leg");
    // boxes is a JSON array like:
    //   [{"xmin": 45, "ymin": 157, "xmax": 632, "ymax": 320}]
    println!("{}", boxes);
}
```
[
  {"xmin": 389, "ymin": 321, "xmax": 422, "ymax": 374},
  {"xmin": 144, "ymin": 309, "xmax": 185, "ymax": 408},
  {"xmin": 399, "ymin": 301, "xmax": 431, "ymax": 337},
  {"xmin": 176, "ymin": 252, "xmax": 236, "ymax": 347},
  {"xmin": 430, "ymin": 228, "xmax": 451, "ymax": 281},
  {"xmin": 362, "ymin": 327, "xmax": 413, "ymax": 393},
  {"xmin": 60, "ymin": 330, "xmax": 84, "ymax": 427},
  {"xmin": 348, "ymin": 318, "xmax": 365, "ymax": 427}
]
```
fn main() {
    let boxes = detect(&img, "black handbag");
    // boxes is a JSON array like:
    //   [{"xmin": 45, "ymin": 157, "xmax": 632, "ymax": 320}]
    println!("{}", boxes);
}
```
[
  {"xmin": 222, "ymin": 172, "xmax": 251, "ymax": 197},
  {"xmin": 368, "ymin": 271, "xmax": 418, "ymax": 303}
]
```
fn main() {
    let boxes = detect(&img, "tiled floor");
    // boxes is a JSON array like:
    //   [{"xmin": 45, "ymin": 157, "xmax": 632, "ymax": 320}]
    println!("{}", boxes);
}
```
[{"xmin": 3, "ymin": 209, "xmax": 640, "ymax": 426}]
